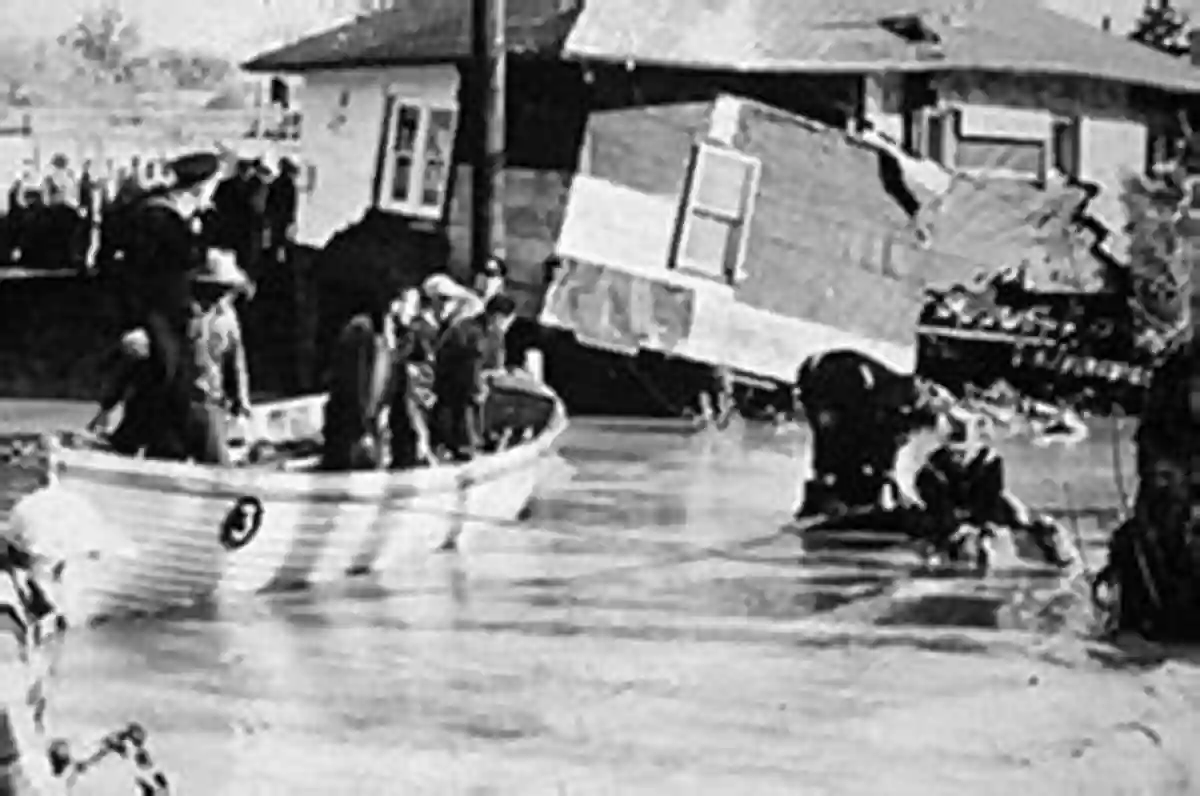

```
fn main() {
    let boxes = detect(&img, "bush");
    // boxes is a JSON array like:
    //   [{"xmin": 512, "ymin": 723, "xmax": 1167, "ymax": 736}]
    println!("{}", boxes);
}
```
[{"xmin": 1117, "ymin": 172, "xmax": 1192, "ymax": 341}]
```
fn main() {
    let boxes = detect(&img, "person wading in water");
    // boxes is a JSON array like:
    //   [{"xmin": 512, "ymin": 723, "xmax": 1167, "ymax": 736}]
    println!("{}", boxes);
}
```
[{"xmin": 913, "ymin": 411, "xmax": 1074, "ymax": 571}]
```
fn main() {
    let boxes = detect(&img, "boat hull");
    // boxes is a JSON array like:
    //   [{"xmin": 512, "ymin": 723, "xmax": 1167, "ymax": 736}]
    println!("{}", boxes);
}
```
[{"xmin": 22, "ymin": 382, "xmax": 568, "ymax": 623}]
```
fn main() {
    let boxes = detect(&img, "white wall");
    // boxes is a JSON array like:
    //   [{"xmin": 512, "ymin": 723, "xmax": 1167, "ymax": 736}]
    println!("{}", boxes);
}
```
[
  {"xmin": 295, "ymin": 65, "xmax": 459, "ymax": 247},
  {"xmin": 862, "ymin": 74, "xmax": 905, "ymax": 143},
  {"xmin": 1079, "ymin": 116, "xmax": 1148, "ymax": 236},
  {"xmin": 957, "ymin": 104, "xmax": 1052, "ymax": 139}
]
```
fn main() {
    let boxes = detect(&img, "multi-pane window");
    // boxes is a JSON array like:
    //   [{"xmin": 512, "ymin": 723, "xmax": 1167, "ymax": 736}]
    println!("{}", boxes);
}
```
[
  {"xmin": 377, "ymin": 99, "xmax": 458, "ymax": 220},
  {"xmin": 671, "ymin": 143, "xmax": 761, "ymax": 285}
]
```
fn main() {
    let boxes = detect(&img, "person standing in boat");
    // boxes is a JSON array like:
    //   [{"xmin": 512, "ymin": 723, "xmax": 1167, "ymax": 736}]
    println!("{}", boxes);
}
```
[
  {"xmin": 91, "ymin": 249, "xmax": 253, "ymax": 464},
  {"xmin": 114, "ymin": 152, "xmax": 221, "ymax": 393},
  {"xmin": 431, "ymin": 293, "xmax": 518, "ymax": 461},
  {"xmin": 473, "ymin": 256, "xmax": 508, "ymax": 303},
  {"xmin": 173, "ymin": 250, "xmax": 254, "ymax": 464},
  {"xmin": 387, "ymin": 287, "xmax": 436, "ymax": 469},
  {"xmin": 422, "ymin": 272, "xmax": 486, "ymax": 328},
  {"xmin": 321, "ymin": 283, "xmax": 406, "ymax": 471}
]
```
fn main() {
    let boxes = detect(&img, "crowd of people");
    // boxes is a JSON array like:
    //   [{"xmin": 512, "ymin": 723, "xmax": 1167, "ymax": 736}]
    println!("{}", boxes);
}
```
[
  {"xmin": 319, "ymin": 264, "xmax": 519, "ymax": 471},
  {"xmin": 0, "ymin": 150, "xmax": 521, "ymax": 790},
  {"xmin": 58, "ymin": 148, "xmax": 518, "ymax": 471},
  {"xmin": 0, "ymin": 150, "xmax": 300, "ymax": 276}
]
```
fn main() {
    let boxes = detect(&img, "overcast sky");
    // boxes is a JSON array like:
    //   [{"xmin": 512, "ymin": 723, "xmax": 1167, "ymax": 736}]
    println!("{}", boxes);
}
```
[
  {"xmin": 0, "ymin": 0, "xmax": 1189, "ymax": 59},
  {"xmin": 1, "ymin": 0, "xmax": 355, "ymax": 57}
]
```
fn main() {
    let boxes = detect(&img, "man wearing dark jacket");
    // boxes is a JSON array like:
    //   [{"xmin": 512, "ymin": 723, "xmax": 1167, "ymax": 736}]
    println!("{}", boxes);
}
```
[
  {"xmin": 209, "ymin": 160, "xmax": 268, "ymax": 281},
  {"xmin": 264, "ymin": 158, "xmax": 298, "ymax": 266},
  {"xmin": 321, "ymin": 292, "xmax": 397, "ymax": 472},
  {"xmin": 432, "ymin": 293, "xmax": 517, "ymax": 460},
  {"xmin": 119, "ymin": 153, "xmax": 220, "ymax": 382}
]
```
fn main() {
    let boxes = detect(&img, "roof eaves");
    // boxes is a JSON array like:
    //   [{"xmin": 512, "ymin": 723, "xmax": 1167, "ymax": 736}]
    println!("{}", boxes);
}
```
[
  {"xmin": 561, "ymin": 52, "xmax": 1200, "ymax": 93},
  {"xmin": 245, "ymin": 56, "xmax": 469, "ymax": 73}
]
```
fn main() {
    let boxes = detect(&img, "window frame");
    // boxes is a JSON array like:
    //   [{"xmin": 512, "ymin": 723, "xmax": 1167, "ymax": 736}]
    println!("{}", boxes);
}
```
[
  {"xmin": 952, "ymin": 133, "xmax": 1047, "ymax": 181},
  {"xmin": 376, "ymin": 98, "xmax": 459, "ymax": 221},
  {"xmin": 904, "ymin": 106, "xmax": 956, "ymax": 164},
  {"xmin": 911, "ymin": 105, "xmax": 1049, "ymax": 181},
  {"xmin": 1050, "ymin": 115, "xmax": 1082, "ymax": 179},
  {"xmin": 670, "ymin": 141, "xmax": 762, "ymax": 286}
]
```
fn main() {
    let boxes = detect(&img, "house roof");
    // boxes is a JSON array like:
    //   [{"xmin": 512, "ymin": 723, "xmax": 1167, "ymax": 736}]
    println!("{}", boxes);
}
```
[
  {"xmin": 241, "ymin": 0, "xmax": 578, "ymax": 71},
  {"xmin": 564, "ymin": 0, "xmax": 1200, "ymax": 91},
  {"xmin": 244, "ymin": 0, "xmax": 1200, "ymax": 93}
]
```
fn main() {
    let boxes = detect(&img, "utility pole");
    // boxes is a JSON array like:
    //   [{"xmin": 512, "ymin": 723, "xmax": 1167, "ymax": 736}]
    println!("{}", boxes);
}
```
[{"xmin": 470, "ymin": 0, "xmax": 507, "ymax": 274}]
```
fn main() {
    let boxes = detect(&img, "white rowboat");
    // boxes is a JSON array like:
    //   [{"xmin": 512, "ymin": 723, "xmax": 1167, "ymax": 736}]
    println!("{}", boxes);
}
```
[{"xmin": 13, "ymin": 373, "xmax": 568, "ymax": 624}]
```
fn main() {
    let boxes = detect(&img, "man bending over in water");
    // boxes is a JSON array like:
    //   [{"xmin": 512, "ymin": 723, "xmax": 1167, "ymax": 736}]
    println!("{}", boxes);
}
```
[{"xmin": 914, "ymin": 411, "xmax": 1074, "ymax": 570}]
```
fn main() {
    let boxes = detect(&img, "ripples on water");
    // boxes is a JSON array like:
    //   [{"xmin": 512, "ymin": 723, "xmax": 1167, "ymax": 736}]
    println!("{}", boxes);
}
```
[{"xmin": 5, "ymin": 418, "xmax": 1185, "ymax": 795}]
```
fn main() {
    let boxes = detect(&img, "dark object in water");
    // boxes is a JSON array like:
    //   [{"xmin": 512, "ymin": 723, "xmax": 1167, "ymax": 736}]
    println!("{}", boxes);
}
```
[
  {"xmin": 1096, "ymin": 335, "xmax": 1196, "ymax": 641},
  {"xmin": 793, "ymin": 349, "xmax": 941, "ymax": 515}
]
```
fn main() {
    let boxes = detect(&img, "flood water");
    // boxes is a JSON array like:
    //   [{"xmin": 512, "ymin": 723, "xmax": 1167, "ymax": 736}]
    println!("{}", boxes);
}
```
[{"xmin": 3, "ymin": 411, "xmax": 1199, "ymax": 795}]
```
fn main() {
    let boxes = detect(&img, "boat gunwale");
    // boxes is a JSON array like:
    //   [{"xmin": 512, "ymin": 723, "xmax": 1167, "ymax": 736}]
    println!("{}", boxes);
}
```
[{"xmin": 47, "ymin": 397, "xmax": 569, "ymax": 506}]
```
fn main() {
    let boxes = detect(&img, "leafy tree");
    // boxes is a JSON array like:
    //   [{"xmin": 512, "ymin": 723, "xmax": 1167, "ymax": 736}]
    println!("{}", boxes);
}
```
[
  {"xmin": 57, "ymin": 2, "xmax": 141, "ymax": 84},
  {"xmin": 1123, "ymin": 2, "xmax": 1194, "ymax": 337},
  {"xmin": 147, "ymin": 49, "xmax": 233, "ymax": 90},
  {"xmin": 1129, "ymin": 0, "xmax": 1191, "ymax": 56},
  {"xmin": 1119, "ymin": 172, "xmax": 1192, "ymax": 342}
]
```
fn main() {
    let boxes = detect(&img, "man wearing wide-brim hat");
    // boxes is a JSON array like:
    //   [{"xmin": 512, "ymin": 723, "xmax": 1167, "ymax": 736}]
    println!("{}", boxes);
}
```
[{"xmin": 177, "ymin": 248, "xmax": 254, "ymax": 464}]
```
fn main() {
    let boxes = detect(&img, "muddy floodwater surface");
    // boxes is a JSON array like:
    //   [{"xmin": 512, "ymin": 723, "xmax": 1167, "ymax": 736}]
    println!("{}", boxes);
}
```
[{"xmin": 2, "ymin": 406, "xmax": 1199, "ymax": 795}]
